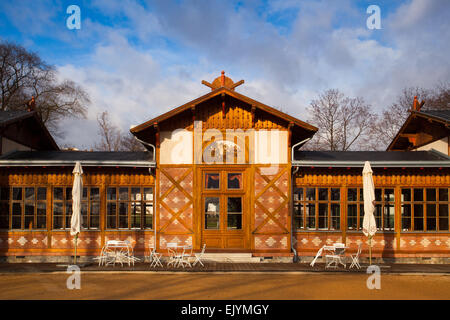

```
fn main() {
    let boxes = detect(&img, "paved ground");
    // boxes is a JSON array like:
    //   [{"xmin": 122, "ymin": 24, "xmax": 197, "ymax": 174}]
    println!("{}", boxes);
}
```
[
  {"xmin": 0, "ymin": 272, "xmax": 449, "ymax": 300},
  {"xmin": 1, "ymin": 261, "xmax": 450, "ymax": 274}
]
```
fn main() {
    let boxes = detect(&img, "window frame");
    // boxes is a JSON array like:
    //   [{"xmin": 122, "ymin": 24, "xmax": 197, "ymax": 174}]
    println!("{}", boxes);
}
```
[{"xmin": 106, "ymin": 186, "xmax": 154, "ymax": 230}]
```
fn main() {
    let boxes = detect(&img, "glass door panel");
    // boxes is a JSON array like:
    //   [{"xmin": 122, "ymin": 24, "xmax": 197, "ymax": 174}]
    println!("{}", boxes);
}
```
[
  {"xmin": 227, "ymin": 197, "xmax": 242, "ymax": 230},
  {"xmin": 205, "ymin": 197, "xmax": 220, "ymax": 229}
]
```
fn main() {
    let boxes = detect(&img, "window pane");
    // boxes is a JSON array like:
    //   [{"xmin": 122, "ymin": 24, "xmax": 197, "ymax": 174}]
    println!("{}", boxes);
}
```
[
  {"xmin": 348, "ymin": 188, "xmax": 357, "ymax": 202},
  {"xmin": 402, "ymin": 204, "xmax": 411, "ymax": 231},
  {"xmin": 130, "ymin": 202, "xmax": 141, "ymax": 229},
  {"xmin": 414, "ymin": 204, "xmax": 424, "ymax": 231},
  {"xmin": 119, "ymin": 202, "xmax": 127, "ymax": 215},
  {"xmin": 91, "ymin": 202, "xmax": 100, "ymax": 215},
  {"xmin": 131, "ymin": 188, "xmax": 141, "ymax": 201},
  {"xmin": 402, "ymin": 189, "xmax": 411, "ymax": 202},
  {"xmin": 227, "ymin": 197, "xmax": 242, "ymax": 230},
  {"xmin": 205, "ymin": 197, "xmax": 220, "ymax": 229},
  {"xmin": 306, "ymin": 204, "xmax": 315, "ymax": 229},
  {"xmin": 12, "ymin": 202, "xmax": 22, "ymax": 215},
  {"xmin": 414, "ymin": 189, "xmax": 423, "ymax": 201},
  {"xmin": 37, "ymin": 188, "xmax": 46, "ymax": 200},
  {"xmin": 119, "ymin": 188, "xmax": 128, "ymax": 200},
  {"xmin": 12, "ymin": 216, "xmax": 21, "ymax": 229},
  {"xmin": 107, "ymin": 215, "xmax": 116, "ymax": 229},
  {"xmin": 306, "ymin": 188, "xmax": 315, "ymax": 201},
  {"xmin": 90, "ymin": 215, "xmax": 99, "ymax": 229},
  {"xmin": 439, "ymin": 205, "xmax": 449, "ymax": 231},
  {"xmin": 25, "ymin": 187, "xmax": 34, "ymax": 201},
  {"xmin": 82, "ymin": 188, "xmax": 88, "ymax": 200},
  {"xmin": 119, "ymin": 215, "xmax": 128, "ymax": 228},
  {"xmin": 331, "ymin": 189, "xmax": 340, "ymax": 201},
  {"xmin": 144, "ymin": 188, "xmax": 153, "ymax": 201},
  {"xmin": 426, "ymin": 189, "xmax": 436, "ymax": 202},
  {"xmin": 0, "ymin": 187, "xmax": 9, "ymax": 201},
  {"xmin": 107, "ymin": 203, "xmax": 116, "ymax": 215},
  {"xmin": 90, "ymin": 188, "xmax": 100, "ymax": 201},
  {"xmin": 12, "ymin": 188, "xmax": 22, "ymax": 200},
  {"xmin": 374, "ymin": 204, "xmax": 382, "ymax": 230},
  {"xmin": 37, "ymin": 202, "xmax": 46, "ymax": 216},
  {"xmin": 347, "ymin": 204, "xmax": 357, "ymax": 230},
  {"xmin": 24, "ymin": 215, "xmax": 34, "ymax": 229},
  {"xmin": 65, "ymin": 187, "xmax": 72, "ymax": 200},
  {"xmin": 330, "ymin": 204, "xmax": 340, "ymax": 230},
  {"xmin": 318, "ymin": 188, "xmax": 328, "ymax": 201},
  {"xmin": 384, "ymin": 204, "xmax": 395, "ymax": 231},
  {"xmin": 293, "ymin": 188, "xmax": 303, "ymax": 201},
  {"xmin": 439, "ymin": 189, "xmax": 448, "ymax": 201},
  {"xmin": 375, "ymin": 189, "xmax": 382, "ymax": 202},
  {"xmin": 107, "ymin": 188, "xmax": 116, "ymax": 201},
  {"xmin": 144, "ymin": 203, "xmax": 153, "ymax": 229},
  {"xmin": 384, "ymin": 189, "xmax": 394, "ymax": 202},
  {"xmin": 318, "ymin": 203, "xmax": 327, "ymax": 229},
  {"xmin": 227, "ymin": 173, "xmax": 242, "ymax": 189},
  {"xmin": 294, "ymin": 204, "xmax": 303, "ymax": 229},
  {"xmin": 25, "ymin": 202, "xmax": 34, "ymax": 215},
  {"xmin": 53, "ymin": 216, "xmax": 63, "ymax": 229},
  {"xmin": 53, "ymin": 202, "xmax": 63, "ymax": 215},
  {"xmin": 205, "ymin": 173, "xmax": 220, "ymax": 189}
]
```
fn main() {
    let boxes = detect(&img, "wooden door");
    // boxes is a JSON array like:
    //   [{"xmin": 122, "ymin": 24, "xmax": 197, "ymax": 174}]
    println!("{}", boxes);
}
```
[{"xmin": 201, "ymin": 169, "xmax": 248, "ymax": 249}]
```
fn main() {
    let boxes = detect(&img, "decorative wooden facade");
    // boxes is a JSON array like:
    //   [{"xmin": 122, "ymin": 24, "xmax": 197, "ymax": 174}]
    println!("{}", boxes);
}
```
[{"xmin": 0, "ymin": 72, "xmax": 449, "ymax": 262}]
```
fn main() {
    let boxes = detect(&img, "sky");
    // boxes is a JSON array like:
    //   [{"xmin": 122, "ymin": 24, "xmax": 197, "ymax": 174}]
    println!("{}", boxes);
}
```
[{"xmin": 0, "ymin": 0, "xmax": 449, "ymax": 149}]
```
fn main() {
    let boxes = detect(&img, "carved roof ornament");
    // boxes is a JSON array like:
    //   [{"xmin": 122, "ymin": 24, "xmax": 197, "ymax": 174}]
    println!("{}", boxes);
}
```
[{"xmin": 201, "ymin": 71, "xmax": 244, "ymax": 91}]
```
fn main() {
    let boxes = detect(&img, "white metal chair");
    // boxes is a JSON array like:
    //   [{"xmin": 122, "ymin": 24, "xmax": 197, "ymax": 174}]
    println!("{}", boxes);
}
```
[
  {"xmin": 349, "ymin": 243, "xmax": 362, "ymax": 269},
  {"xmin": 149, "ymin": 246, "xmax": 163, "ymax": 268},
  {"xmin": 178, "ymin": 245, "xmax": 193, "ymax": 268},
  {"xmin": 193, "ymin": 244, "xmax": 206, "ymax": 267},
  {"xmin": 166, "ymin": 242, "xmax": 179, "ymax": 267},
  {"xmin": 325, "ymin": 243, "xmax": 346, "ymax": 269}
]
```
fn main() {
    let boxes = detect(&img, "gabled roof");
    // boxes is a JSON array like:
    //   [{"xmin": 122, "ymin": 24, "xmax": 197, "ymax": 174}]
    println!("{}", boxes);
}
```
[
  {"xmin": 0, "ymin": 151, "xmax": 155, "ymax": 167},
  {"xmin": 130, "ymin": 86, "xmax": 317, "ymax": 134},
  {"xmin": 387, "ymin": 108, "xmax": 450, "ymax": 151},
  {"xmin": 0, "ymin": 109, "xmax": 59, "ymax": 151},
  {"xmin": 292, "ymin": 150, "xmax": 450, "ymax": 167}
]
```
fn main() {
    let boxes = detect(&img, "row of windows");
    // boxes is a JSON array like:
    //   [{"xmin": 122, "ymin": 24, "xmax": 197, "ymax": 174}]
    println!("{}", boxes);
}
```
[
  {"xmin": 0, "ymin": 186, "xmax": 154, "ymax": 231},
  {"xmin": 293, "ymin": 187, "xmax": 450, "ymax": 232}
]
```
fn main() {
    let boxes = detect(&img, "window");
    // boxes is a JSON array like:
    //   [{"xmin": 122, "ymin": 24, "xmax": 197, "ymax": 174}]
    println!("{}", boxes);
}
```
[
  {"xmin": 293, "ymin": 187, "xmax": 340, "ymax": 230},
  {"xmin": 227, "ymin": 197, "xmax": 242, "ymax": 229},
  {"xmin": 402, "ymin": 188, "xmax": 449, "ymax": 232},
  {"xmin": 205, "ymin": 173, "xmax": 220, "ymax": 189},
  {"xmin": 346, "ymin": 187, "xmax": 394, "ymax": 231},
  {"xmin": 80, "ymin": 187, "xmax": 100, "ymax": 230},
  {"xmin": 53, "ymin": 187, "xmax": 72, "ymax": 229},
  {"xmin": 347, "ymin": 188, "xmax": 364, "ymax": 231},
  {"xmin": 106, "ymin": 187, "xmax": 153, "ymax": 230},
  {"xmin": 1, "ymin": 187, "xmax": 47, "ymax": 230},
  {"xmin": 205, "ymin": 197, "xmax": 220, "ymax": 229},
  {"xmin": 227, "ymin": 173, "xmax": 242, "ymax": 189}
]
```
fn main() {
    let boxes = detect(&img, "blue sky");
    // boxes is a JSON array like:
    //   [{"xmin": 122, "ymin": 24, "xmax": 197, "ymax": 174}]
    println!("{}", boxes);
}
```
[{"xmin": 0, "ymin": 0, "xmax": 449, "ymax": 149}]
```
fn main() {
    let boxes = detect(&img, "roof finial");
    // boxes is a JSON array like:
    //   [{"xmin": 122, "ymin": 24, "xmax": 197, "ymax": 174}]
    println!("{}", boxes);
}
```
[{"xmin": 221, "ymin": 70, "xmax": 225, "ymax": 87}]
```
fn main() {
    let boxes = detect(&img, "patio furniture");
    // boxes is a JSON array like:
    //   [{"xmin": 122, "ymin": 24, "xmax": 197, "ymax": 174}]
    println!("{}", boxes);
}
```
[
  {"xmin": 349, "ymin": 243, "xmax": 362, "ymax": 269},
  {"xmin": 166, "ymin": 242, "xmax": 180, "ymax": 267},
  {"xmin": 99, "ymin": 240, "xmax": 134, "ymax": 267},
  {"xmin": 325, "ymin": 243, "xmax": 347, "ymax": 269},
  {"xmin": 178, "ymin": 245, "xmax": 193, "ymax": 268},
  {"xmin": 193, "ymin": 243, "xmax": 206, "ymax": 267},
  {"xmin": 149, "ymin": 246, "xmax": 163, "ymax": 268}
]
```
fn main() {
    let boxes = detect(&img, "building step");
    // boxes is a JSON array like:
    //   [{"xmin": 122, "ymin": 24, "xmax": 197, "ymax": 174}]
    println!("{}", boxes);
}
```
[{"xmin": 201, "ymin": 253, "xmax": 262, "ymax": 263}]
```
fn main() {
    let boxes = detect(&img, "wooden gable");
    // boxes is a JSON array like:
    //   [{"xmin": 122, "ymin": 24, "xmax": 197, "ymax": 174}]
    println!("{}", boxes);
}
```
[{"xmin": 131, "ymin": 72, "xmax": 317, "ymax": 147}]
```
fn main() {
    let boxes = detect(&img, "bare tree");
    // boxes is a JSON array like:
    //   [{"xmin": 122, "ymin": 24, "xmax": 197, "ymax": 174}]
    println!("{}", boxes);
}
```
[
  {"xmin": 94, "ymin": 111, "xmax": 145, "ymax": 151},
  {"xmin": 304, "ymin": 89, "xmax": 378, "ymax": 151},
  {"xmin": 0, "ymin": 41, "xmax": 89, "ymax": 136}
]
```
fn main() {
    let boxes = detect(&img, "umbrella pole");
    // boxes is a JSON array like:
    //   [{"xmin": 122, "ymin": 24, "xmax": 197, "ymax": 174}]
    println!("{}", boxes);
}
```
[
  {"xmin": 74, "ymin": 233, "xmax": 78, "ymax": 265},
  {"xmin": 369, "ymin": 235, "xmax": 372, "ymax": 265}
]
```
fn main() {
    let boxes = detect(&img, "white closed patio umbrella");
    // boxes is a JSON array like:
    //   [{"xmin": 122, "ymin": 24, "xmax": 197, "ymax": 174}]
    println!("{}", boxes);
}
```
[
  {"xmin": 362, "ymin": 161, "xmax": 377, "ymax": 265},
  {"xmin": 70, "ymin": 161, "xmax": 83, "ymax": 265}
]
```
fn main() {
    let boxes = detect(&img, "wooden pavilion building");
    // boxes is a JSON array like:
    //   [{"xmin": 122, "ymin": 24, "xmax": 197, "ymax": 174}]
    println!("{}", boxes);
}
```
[{"xmin": 0, "ymin": 73, "xmax": 449, "ymax": 263}]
